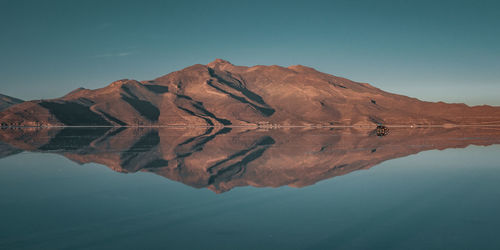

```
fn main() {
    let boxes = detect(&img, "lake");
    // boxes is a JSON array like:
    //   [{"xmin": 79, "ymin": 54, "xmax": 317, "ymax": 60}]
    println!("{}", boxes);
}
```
[{"xmin": 1, "ymin": 127, "xmax": 500, "ymax": 249}]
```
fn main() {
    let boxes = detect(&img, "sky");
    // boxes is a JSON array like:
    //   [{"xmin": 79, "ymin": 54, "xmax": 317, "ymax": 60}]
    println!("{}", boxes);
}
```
[{"xmin": 0, "ymin": 0, "xmax": 499, "ymax": 105}]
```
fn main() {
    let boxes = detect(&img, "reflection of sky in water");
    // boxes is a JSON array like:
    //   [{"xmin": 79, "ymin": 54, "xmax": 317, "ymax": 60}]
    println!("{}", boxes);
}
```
[{"xmin": 0, "ymin": 144, "xmax": 499, "ymax": 249}]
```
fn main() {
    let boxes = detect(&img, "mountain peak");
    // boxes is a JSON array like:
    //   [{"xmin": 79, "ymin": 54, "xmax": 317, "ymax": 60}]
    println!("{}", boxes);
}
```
[{"xmin": 207, "ymin": 58, "xmax": 233, "ymax": 67}]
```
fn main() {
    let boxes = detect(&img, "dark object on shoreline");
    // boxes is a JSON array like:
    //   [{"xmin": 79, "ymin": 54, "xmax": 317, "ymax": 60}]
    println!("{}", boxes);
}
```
[{"xmin": 376, "ymin": 125, "xmax": 389, "ymax": 136}]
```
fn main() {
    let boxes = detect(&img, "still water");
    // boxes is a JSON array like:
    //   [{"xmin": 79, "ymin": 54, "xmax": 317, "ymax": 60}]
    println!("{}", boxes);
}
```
[{"xmin": 1, "ymin": 127, "xmax": 500, "ymax": 249}]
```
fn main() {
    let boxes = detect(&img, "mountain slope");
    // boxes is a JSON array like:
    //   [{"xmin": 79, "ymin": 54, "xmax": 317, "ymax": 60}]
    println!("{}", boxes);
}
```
[
  {"xmin": 1, "ymin": 59, "xmax": 500, "ymax": 127},
  {"xmin": 0, "ymin": 94, "xmax": 23, "ymax": 111}
]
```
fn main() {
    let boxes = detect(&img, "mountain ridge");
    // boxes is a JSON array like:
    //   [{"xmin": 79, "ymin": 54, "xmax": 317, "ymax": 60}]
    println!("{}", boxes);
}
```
[
  {"xmin": 0, "ymin": 94, "xmax": 23, "ymax": 111},
  {"xmin": 1, "ymin": 59, "xmax": 500, "ymax": 127}
]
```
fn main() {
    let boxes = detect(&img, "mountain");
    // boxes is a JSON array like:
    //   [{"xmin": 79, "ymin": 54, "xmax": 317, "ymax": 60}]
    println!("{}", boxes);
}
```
[
  {"xmin": 0, "ymin": 94, "xmax": 23, "ymax": 111},
  {"xmin": 1, "ymin": 126, "xmax": 500, "ymax": 193},
  {"xmin": 1, "ymin": 59, "xmax": 500, "ymax": 127}
]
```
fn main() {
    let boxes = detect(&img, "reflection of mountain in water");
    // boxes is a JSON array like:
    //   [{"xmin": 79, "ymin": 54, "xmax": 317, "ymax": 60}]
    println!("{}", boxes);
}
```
[{"xmin": 1, "ymin": 127, "xmax": 500, "ymax": 193}]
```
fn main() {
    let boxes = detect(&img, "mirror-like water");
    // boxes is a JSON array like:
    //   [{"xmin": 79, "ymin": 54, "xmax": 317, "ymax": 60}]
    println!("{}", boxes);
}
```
[{"xmin": 1, "ymin": 127, "xmax": 500, "ymax": 249}]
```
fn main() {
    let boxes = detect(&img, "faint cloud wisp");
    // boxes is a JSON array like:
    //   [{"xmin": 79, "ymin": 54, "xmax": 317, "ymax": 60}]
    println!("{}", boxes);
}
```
[
  {"xmin": 93, "ymin": 52, "xmax": 133, "ymax": 58},
  {"xmin": 96, "ymin": 22, "xmax": 113, "ymax": 30}
]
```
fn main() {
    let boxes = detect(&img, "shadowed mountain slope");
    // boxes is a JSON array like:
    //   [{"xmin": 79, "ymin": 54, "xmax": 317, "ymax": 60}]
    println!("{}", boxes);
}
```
[
  {"xmin": 1, "ymin": 59, "xmax": 500, "ymax": 127},
  {"xmin": 0, "ymin": 94, "xmax": 23, "ymax": 111}
]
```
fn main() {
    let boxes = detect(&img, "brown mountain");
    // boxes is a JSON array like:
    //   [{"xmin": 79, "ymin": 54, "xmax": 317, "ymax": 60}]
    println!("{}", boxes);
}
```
[
  {"xmin": 1, "ymin": 59, "xmax": 500, "ymax": 127},
  {"xmin": 0, "ymin": 94, "xmax": 23, "ymax": 111},
  {"xmin": 1, "ymin": 126, "xmax": 500, "ymax": 193}
]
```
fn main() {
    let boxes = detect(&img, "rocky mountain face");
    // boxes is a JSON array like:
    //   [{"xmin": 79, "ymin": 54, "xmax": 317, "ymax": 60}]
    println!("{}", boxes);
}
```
[
  {"xmin": 0, "ymin": 94, "xmax": 23, "ymax": 111},
  {"xmin": 1, "ymin": 126, "xmax": 500, "ymax": 193},
  {"xmin": 1, "ymin": 59, "xmax": 500, "ymax": 127}
]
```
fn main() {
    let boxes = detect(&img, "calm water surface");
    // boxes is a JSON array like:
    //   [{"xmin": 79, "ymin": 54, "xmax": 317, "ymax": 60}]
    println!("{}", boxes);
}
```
[{"xmin": 1, "ymin": 127, "xmax": 500, "ymax": 249}]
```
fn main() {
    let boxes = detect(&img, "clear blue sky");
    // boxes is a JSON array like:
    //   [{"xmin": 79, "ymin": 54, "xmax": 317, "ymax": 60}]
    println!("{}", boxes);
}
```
[{"xmin": 1, "ymin": 0, "xmax": 499, "ymax": 105}]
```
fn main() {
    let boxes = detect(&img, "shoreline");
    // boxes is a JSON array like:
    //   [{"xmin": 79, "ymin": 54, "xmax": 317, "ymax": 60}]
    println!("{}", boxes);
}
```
[{"xmin": 2, "ymin": 124, "xmax": 500, "ymax": 129}]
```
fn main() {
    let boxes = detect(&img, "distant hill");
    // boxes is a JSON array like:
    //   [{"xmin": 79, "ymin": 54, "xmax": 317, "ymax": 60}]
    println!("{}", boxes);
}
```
[
  {"xmin": 1, "ymin": 59, "xmax": 500, "ymax": 127},
  {"xmin": 0, "ymin": 94, "xmax": 23, "ymax": 111}
]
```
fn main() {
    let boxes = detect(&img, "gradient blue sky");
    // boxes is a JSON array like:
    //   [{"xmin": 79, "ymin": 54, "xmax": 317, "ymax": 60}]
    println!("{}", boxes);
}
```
[{"xmin": 1, "ymin": 0, "xmax": 499, "ymax": 105}]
